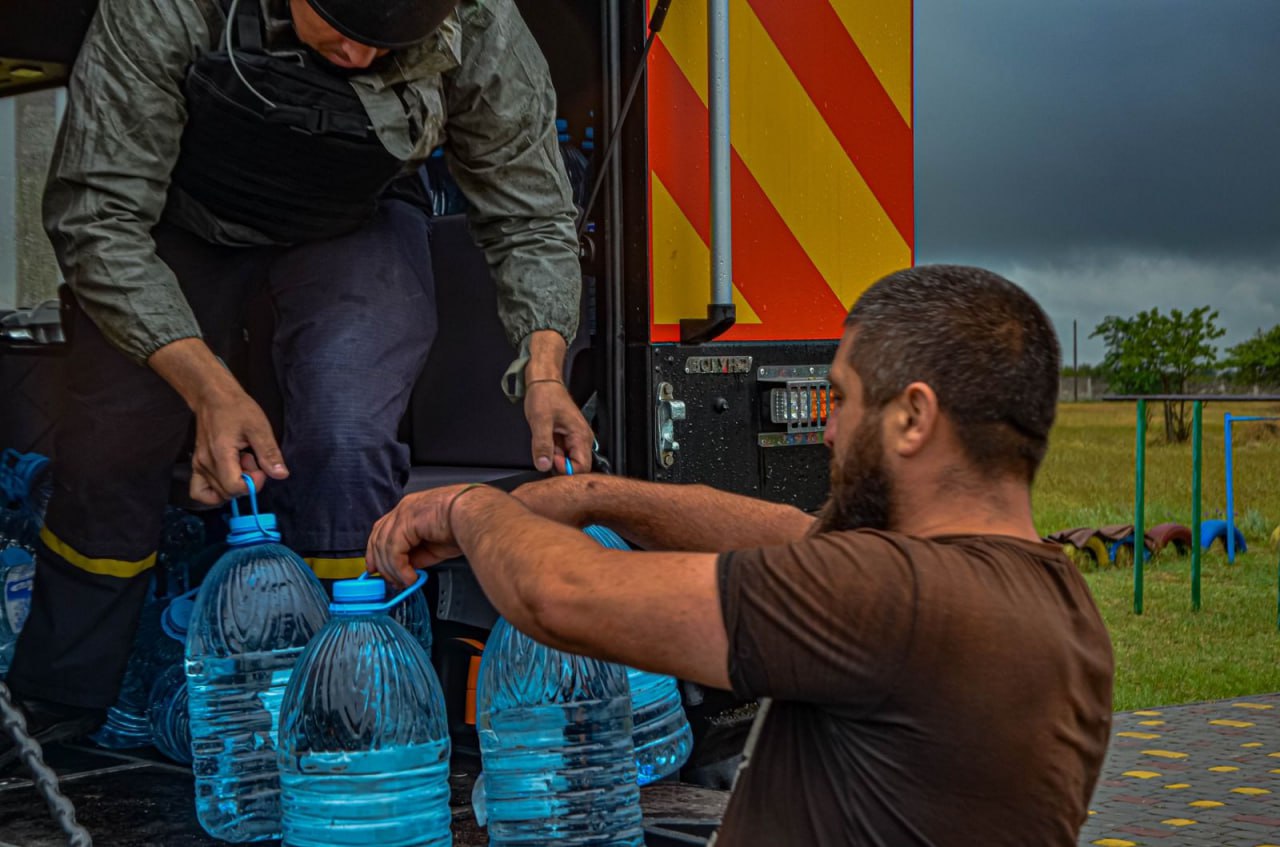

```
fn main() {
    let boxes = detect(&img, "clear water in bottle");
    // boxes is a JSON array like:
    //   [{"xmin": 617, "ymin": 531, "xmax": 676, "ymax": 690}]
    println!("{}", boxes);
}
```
[
  {"xmin": 581, "ymin": 525, "xmax": 693, "ymax": 784},
  {"xmin": 0, "ymin": 544, "xmax": 35, "ymax": 677},
  {"xmin": 93, "ymin": 589, "xmax": 186, "ymax": 749},
  {"xmin": 556, "ymin": 118, "xmax": 590, "ymax": 210},
  {"xmin": 390, "ymin": 585, "xmax": 433, "ymax": 658},
  {"xmin": 186, "ymin": 502, "xmax": 329, "ymax": 843},
  {"xmin": 279, "ymin": 576, "xmax": 451, "ymax": 847},
  {"xmin": 149, "ymin": 662, "xmax": 193, "ymax": 764},
  {"xmin": 476, "ymin": 617, "xmax": 642, "ymax": 847}
]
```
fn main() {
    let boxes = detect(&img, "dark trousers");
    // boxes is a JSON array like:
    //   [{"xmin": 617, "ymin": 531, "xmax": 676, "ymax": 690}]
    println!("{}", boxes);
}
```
[{"xmin": 8, "ymin": 200, "xmax": 437, "ymax": 708}]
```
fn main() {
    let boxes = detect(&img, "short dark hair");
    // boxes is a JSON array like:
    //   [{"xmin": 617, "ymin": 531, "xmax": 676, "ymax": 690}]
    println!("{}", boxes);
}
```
[{"xmin": 845, "ymin": 265, "xmax": 1061, "ymax": 482}]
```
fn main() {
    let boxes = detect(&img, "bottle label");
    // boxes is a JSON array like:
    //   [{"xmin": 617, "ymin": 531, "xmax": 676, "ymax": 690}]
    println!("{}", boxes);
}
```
[{"xmin": 3, "ymin": 561, "xmax": 35, "ymax": 633}]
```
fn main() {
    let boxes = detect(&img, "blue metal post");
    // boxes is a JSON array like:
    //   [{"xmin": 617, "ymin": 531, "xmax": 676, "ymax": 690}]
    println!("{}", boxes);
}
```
[{"xmin": 1225, "ymin": 413, "xmax": 1236, "ymax": 564}]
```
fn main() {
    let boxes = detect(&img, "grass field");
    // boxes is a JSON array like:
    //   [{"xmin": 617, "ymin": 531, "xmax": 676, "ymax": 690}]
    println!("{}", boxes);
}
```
[{"xmin": 1034, "ymin": 401, "xmax": 1280, "ymax": 710}]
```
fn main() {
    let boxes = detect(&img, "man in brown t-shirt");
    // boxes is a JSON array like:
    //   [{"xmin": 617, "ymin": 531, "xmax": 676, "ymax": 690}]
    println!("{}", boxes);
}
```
[{"xmin": 368, "ymin": 264, "xmax": 1115, "ymax": 845}]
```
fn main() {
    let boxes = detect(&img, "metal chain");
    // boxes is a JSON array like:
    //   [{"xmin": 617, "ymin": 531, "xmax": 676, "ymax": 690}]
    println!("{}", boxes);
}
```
[{"xmin": 0, "ymin": 680, "xmax": 93, "ymax": 846}]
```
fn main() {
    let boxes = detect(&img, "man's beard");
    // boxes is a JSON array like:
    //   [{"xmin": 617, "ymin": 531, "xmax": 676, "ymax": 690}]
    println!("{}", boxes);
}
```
[{"xmin": 814, "ymin": 412, "xmax": 894, "ymax": 534}]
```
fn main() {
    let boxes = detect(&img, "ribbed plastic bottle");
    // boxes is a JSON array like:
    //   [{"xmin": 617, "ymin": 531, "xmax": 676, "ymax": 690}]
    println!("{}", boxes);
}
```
[
  {"xmin": 556, "ymin": 118, "xmax": 590, "ymax": 210},
  {"xmin": 148, "ymin": 662, "xmax": 193, "ymax": 765},
  {"xmin": 0, "ymin": 448, "xmax": 52, "ymax": 521},
  {"xmin": 0, "ymin": 543, "xmax": 35, "ymax": 677},
  {"xmin": 475, "ymin": 616, "xmax": 642, "ymax": 846},
  {"xmin": 186, "ymin": 478, "xmax": 330, "ymax": 842},
  {"xmin": 582, "ymin": 525, "xmax": 692, "ymax": 784},
  {"xmin": 92, "ymin": 592, "xmax": 184, "ymax": 748},
  {"xmin": 279, "ymin": 574, "xmax": 451, "ymax": 847},
  {"xmin": 390, "ymin": 585, "xmax": 433, "ymax": 657}
]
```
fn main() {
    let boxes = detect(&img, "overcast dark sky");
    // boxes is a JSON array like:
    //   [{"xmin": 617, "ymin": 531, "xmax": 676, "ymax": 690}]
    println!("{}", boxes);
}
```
[{"xmin": 914, "ymin": 0, "xmax": 1280, "ymax": 363}]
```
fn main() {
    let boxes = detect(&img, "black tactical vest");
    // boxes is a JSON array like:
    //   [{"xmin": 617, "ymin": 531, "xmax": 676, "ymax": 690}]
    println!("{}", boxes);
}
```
[{"xmin": 170, "ymin": 0, "xmax": 404, "ymax": 243}]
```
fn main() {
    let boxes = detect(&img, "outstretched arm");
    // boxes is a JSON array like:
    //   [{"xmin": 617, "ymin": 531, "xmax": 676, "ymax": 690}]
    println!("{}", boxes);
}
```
[
  {"xmin": 367, "ymin": 484, "xmax": 731, "ymax": 689},
  {"xmin": 511, "ymin": 474, "xmax": 816, "ymax": 552}
]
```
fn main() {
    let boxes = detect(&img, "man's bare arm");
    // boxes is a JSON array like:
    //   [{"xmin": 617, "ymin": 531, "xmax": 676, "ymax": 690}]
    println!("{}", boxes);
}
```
[
  {"xmin": 367, "ymin": 485, "xmax": 731, "ymax": 689},
  {"xmin": 511, "ymin": 474, "xmax": 815, "ymax": 552}
]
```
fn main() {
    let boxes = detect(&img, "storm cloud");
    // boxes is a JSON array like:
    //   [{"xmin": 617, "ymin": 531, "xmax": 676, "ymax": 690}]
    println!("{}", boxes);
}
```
[{"xmin": 914, "ymin": 0, "xmax": 1280, "ymax": 362}]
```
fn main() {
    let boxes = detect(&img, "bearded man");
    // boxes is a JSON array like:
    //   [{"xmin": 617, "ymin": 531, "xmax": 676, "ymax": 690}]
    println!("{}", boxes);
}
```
[{"xmin": 367, "ymin": 264, "xmax": 1115, "ymax": 846}]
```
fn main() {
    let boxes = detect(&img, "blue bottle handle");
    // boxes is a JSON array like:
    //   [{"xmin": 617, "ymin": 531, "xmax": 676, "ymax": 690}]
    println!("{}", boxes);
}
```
[
  {"xmin": 228, "ymin": 472, "xmax": 277, "ymax": 539},
  {"xmin": 353, "ymin": 570, "xmax": 428, "ymax": 612}
]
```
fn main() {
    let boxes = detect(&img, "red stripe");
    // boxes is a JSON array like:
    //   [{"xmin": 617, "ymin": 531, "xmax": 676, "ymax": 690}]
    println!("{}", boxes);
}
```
[
  {"xmin": 746, "ymin": 0, "xmax": 914, "ymax": 247},
  {"xmin": 649, "ymin": 41, "xmax": 848, "ymax": 341}
]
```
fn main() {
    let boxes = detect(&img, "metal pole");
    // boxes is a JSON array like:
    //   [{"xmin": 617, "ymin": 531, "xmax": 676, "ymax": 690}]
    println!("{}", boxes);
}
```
[
  {"xmin": 1072, "ymin": 319, "xmax": 1078, "ymax": 403},
  {"xmin": 1225, "ymin": 413, "xmax": 1236, "ymax": 564},
  {"xmin": 1134, "ymin": 399, "xmax": 1146, "ymax": 614},
  {"xmin": 708, "ymin": 0, "xmax": 732, "ymax": 307},
  {"xmin": 1191, "ymin": 401, "xmax": 1202, "ymax": 610}
]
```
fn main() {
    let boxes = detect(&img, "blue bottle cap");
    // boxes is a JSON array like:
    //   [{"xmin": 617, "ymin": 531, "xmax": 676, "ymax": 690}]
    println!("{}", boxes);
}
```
[
  {"xmin": 226, "ymin": 512, "xmax": 281, "ymax": 547},
  {"xmin": 161, "ymin": 593, "xmax": 196, "ymax": 642},
  {"xmin": 333, "ymin": 577, "xmax": 386, "ymax": 605},
  {"xmin": 0, "ymin": 546, "xmax": 33, "ymax": 567},
  {"xmin": 556, "ymin": 118, "xmax": 568, "ymax": 131}
]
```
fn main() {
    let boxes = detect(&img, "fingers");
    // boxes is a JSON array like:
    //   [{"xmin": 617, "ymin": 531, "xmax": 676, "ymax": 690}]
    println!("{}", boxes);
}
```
[
  {"xmin": 246, "ymin": 422, "xmax": 289, "ymax": 480},
  {"xmin": 527, "ymin": 400, "xmax": 556, "ymax": 472}
]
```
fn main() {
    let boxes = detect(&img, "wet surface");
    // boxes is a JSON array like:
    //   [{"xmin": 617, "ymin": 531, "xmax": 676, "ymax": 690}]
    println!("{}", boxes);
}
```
[{"xmin": 0, "ymin": 744, "xmax": 729, "ymax": 846}]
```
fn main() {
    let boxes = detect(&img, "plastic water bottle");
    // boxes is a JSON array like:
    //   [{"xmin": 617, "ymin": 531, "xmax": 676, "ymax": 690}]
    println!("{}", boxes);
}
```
[
  {"xmin": 391, "ymin": 586, "xmax": 434, "ymax": 658},
  {"xmin": 279, "ymin": 575, "xmax": 451, "ymax": 846},
  {"xmin": 0, "ymin": 544, "xmax": 35, "ymax": 677},
  {"xmin": 475, "ymin": 616, "xmax": 643, "ymax": 846},
  {"xmin": 157, "ymin": 507, "xmax": 208, "ymax": 596},
  {"xmin": 581, "ymin": 525, "xmax": 693, "ymax": 785},
  {"xmin": 148, "ymin": 663, "xmax": 193, "ymax": 765},
  {"xmin": 92, "ymin": 591, "xmax": 185, "ymax": 748},
  {"xmin": 0, "ymin": 449, "xmax": 52, "ymax": 520},
  {"xmin": 425, "ymin": 147, "xmax": 467, "ymax": 216},
  {"xmin": 556, "ymin": 118, "xmax": 590, "ymax": 210},
  {"xmin": 186, "ymin": 478, "xmax": 330, "ymax": 842}
]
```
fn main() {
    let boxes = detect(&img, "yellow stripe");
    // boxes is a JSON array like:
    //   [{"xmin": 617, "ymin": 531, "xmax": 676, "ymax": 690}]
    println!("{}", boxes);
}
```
[
  {"xmin": 303, "ymin": 556, "xmax": 367, "ymax": 580},
  {"xmin": 39, "ymin": 526, "xmax": 156, "ymax": 578},
  {"xmin": 657, "ymin": 0, "xmax": 911, "ymax": 308},
  {"xmin": 827, "ymin": 0, "xmax": 913, "ymax": 127},
  {"xmin": 651, "ymin": 174, "xmax": 761, "ymax": 325}
]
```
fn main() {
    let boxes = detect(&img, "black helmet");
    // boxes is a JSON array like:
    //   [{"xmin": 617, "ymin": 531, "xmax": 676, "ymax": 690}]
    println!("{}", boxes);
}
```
[{"xmin": 303, "ymin": 0, "xmax": 460, "ymax": 50}]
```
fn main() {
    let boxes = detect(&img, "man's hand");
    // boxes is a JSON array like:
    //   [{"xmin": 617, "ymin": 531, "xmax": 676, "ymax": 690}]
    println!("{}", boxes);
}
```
[
  {"xmin": 190, "ymin": 388, "xmax": 288, "ymax": 505},
  {"xmin": 524, "ymin": 382, "xmax": 593, "ymax": 474},
  {"xmin": 523, "ymin": 330, "xmax": 592, "ymax": 473},
  {"xmin": 367, "ymin": 485, "xmax": 474, "ymax": 588},
  {"xmin": 149, "ymin": 337, "xmax": 288, "ymax": 505}
]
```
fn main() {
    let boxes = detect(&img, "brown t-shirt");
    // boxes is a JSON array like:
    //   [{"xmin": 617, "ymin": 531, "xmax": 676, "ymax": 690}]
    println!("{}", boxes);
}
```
[{"xmin": 712, "ymin": 530, "xmax": 1114, "ymax": 847}]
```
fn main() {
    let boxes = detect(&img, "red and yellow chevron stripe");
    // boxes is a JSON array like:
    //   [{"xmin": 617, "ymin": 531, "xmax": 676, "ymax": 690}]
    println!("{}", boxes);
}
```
[{"xmin": 648, "ymin": 0, "xmax": 914, "ymax": 341}]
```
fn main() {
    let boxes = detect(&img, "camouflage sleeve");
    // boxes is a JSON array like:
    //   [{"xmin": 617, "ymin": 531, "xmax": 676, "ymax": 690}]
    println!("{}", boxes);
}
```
[
  {"xmin": 442, "ymin": 0, "xmax": 582, "ymax": 397},
  {"xmin": 42, "ymin": 0, "xmax": 217, "ymax": 364}
]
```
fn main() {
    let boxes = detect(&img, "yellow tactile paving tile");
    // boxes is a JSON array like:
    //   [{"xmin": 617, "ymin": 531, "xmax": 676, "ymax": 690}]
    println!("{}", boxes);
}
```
[
  {"xmin": 1268, "ymin": 752, "xmax": 1280, "ymax": 758},
  {"xmin": 1242, "ymin": 742, "xmax": 1264, "ymax": 747},
  {"xmin": 1138, "ymin": 720, "xmax": 1166, "ymax": 726},
  {"xmin": 1122, "ymin": 770, "xmax": 1162, "ymax": 779},
  {"xmin": 1117, "ymin": 731, "xmax": 1161, "ymax": 739},
  {"xmin": 1208, "ymin": 765, "xmax": 1241, "ymax": 772},
  {"xmin": 1133, "ymin": 710, "xmax": 1163, "ymax": 716},
  {"xmin": 1210, "ymin": 719, "xmax": 1256, "ymax": 728},
  {"xmin": 1092, "ymin": 840, "xmax": 1137, "ymax": 847},
  {"xmin": 1232, "ymin": 702, "xmax": 1275, "ymax": 710},
  {"xmin": 1164, "ymin": 783, "xmax": 1191, "ymax": 789},
  {"xmin": 1160, "ymin": 818, "xmax": 1197, "ymax": 826},
  {"xmin": 1188, "ymin": 800, "xmax": 1225, "ymax": 808},
  {"xmin": 1142, "ymin": 749, "xmax": 1189, "ymax": 759},
  {"xmin": 1230, "ymin": 786, "xmax": 1271, "ymax": 795}
]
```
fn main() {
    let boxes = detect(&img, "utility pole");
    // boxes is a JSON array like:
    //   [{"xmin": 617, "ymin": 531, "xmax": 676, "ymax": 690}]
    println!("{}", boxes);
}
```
[{"xmin": 1073, "ymin": 319, "xmax": 1079, "ymax": 402}]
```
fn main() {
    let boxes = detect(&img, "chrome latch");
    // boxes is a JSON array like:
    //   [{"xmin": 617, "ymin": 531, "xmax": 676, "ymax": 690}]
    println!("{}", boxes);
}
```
[{"xmin": 655, "ymin": 382, "xmax": 687, "ymax": 468}]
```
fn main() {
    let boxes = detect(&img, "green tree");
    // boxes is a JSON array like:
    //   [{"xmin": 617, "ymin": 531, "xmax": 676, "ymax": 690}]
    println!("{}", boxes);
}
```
[
  {"xmin": 1091, "ymin": 306, "xmax": 1224, "ymax": 442},
  {"xmin": 1223, "ymin": 324, "xmax": 1280, "ymax": 386}
]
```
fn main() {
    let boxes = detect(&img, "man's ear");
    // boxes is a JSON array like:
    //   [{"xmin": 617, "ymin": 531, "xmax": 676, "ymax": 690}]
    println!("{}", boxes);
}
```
[{"xmin": 887, "ymin": 381, "xmax": 939, "ymax": 458}]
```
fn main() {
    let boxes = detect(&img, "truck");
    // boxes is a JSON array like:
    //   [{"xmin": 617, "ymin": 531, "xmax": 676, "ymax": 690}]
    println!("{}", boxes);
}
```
[{"xmin": 0, "ymin": 1, "xmax": 913, "ymax": 842}]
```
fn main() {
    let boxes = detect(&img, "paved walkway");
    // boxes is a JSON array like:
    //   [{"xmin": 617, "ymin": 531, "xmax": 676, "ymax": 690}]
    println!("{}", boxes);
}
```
[{"xmin": 1081, "ymin": 692, "xmax": 1280, "ymax": 846}]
